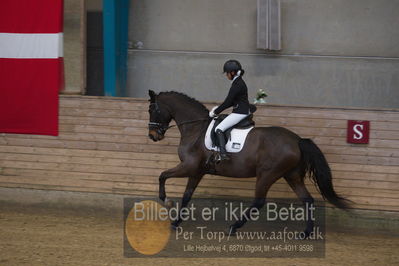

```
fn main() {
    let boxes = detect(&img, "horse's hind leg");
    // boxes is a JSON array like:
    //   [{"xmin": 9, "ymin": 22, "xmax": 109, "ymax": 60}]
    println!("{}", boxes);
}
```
[
  {"xmin": 284, "ymin": 170, "xmax": 315, "ymax": 238},
  {"xmin": 229, "ymin": 170, "xmax": 280, "ymax": 235}
]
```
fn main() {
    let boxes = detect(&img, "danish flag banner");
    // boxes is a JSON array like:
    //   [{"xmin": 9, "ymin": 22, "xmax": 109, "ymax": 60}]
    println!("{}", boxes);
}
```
[{"xmin": 0, "ymin": 0, "xmax": 63, "ymax": 136}]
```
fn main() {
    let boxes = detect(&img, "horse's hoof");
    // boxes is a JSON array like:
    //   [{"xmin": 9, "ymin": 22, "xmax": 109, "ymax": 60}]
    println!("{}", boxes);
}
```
[
  {"xmin": 228, "ymin": 226, "xmax": 237, "ymax": 236},
  {"xmin": 171, "ymin": 224, "xmax": 178, "ymax": 231},
  {"xmin": 164, "ymin": 198, "xmax": 174, "ymax": 209},
  {"xmin": 171, "ymin": 219, "xmax": 181, "ymax": 229},
  {"xmin": 300, "ymin": 230, "xmax": 311, "ymax": 240}
]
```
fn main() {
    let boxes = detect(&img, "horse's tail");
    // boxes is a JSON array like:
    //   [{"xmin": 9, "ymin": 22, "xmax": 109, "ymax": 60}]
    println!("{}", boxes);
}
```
[{"xmin": 298, "ymin": 138, "xmax": 351, "ymax": 209}]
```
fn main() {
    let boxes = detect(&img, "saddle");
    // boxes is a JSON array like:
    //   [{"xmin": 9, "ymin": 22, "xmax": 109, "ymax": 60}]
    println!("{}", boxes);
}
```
[{"xmin": 210, "ymin": 106, "xmax": 256, "ymax": 148}]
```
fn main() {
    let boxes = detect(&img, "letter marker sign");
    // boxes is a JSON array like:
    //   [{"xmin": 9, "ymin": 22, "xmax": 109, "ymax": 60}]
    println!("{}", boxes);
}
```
[{"xmin": 347, "ymin": 120, "xmax": 370, "ymax": 144}]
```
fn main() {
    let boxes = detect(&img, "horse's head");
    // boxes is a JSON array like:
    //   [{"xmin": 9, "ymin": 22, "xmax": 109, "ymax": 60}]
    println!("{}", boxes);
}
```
[{"xmin": 147, "ymin": 90, "xmax": 173, "ymax": 142}]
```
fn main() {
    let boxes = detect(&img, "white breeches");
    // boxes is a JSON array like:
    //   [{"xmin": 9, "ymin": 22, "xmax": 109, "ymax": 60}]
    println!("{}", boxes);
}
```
[{"xmin": 215, "ymin": 113, "xmax": 249, "ymax": 132}]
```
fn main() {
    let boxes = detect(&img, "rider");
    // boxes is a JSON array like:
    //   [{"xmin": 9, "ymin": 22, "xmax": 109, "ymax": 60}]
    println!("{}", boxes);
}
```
[{"xmin": 209, "ymin": 59, "xmax": 251, "ymax": 161}]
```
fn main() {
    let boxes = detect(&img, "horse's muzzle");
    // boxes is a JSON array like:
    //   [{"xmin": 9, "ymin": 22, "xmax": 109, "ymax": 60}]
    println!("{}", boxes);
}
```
[
  {"xmin": 148, "ymin": 134, "xmax": 157, "ymax": 141},
  {"xmin": 148, "ymin": 131, "xmax": 164, "ymax": 142}
]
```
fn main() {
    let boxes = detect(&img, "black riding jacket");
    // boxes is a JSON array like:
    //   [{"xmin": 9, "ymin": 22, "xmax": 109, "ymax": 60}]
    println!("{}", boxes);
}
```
[{"xmin": 214, "ymin": 76, "xmax": 250, "ymax": 115}]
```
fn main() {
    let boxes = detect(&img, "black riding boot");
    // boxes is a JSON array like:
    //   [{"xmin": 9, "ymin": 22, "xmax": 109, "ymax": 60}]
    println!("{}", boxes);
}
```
[{"xmin": 215, "ymin": 129, "xmax": 230, "ymax": 161}]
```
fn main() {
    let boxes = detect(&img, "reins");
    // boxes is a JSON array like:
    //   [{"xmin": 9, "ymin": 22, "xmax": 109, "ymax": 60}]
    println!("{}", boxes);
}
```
[
  {"xmin": 148, "ymin": 98, "xmax": 210, "ymax": 138},
  {"xmin": 148, "ymin": 117, "xmax": 209, "ymax": 136},
  {"xmin": 175, "ymin": 118, "xmax": 210, "ymax": 127}
]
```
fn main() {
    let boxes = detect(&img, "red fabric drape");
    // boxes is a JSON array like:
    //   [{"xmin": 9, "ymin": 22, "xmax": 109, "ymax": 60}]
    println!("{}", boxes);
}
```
[{"xmin": 0, "ymin": 0, "xmax": 63, "ymax": 136}]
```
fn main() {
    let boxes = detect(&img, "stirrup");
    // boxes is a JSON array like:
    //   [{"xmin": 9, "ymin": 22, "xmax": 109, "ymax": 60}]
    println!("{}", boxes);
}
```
[{"xmin": 215, "ymin": 152, "xmax": 229, "ymax": 163}]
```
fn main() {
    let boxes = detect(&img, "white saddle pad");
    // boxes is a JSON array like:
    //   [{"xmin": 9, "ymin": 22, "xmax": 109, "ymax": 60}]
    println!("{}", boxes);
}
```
[{"xmin": 204, "ymin": 119, "xmax": 254, "ymax": 153}]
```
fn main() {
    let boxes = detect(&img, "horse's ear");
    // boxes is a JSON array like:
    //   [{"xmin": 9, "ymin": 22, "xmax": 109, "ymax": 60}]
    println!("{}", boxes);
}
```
[{"xmin": 148, "ymin": 90, "xmax": 156, "ymax": 102}]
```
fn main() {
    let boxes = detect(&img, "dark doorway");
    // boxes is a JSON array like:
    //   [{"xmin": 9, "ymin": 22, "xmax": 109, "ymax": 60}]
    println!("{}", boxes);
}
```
[{"xmin": 86, "ymin": 11, "xmax": 104, "ymax": 96}]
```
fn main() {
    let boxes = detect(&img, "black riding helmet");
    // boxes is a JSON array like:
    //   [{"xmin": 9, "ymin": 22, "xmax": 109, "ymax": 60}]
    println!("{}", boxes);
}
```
[{"xmin": 223, "ymin": 59, "xmax": 242, "ymax": 74}]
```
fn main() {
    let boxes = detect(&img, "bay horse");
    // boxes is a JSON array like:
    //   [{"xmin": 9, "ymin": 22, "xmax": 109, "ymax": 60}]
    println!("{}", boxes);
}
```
[{"xmin": 147, "ymin": 90, "xmax": 349, "ymax": 236}]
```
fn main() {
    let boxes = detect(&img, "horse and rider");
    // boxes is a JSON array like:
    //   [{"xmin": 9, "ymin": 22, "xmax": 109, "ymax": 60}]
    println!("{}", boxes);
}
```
[{"xmin": 147, "ymin": 60, "xmax": 350, "ymax": 236}]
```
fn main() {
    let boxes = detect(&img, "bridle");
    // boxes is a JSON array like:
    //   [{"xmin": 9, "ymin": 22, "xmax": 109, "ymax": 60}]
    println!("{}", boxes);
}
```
[{"xmin": 148, "ymin": 102, "xmax": 173, "ymax": 136}]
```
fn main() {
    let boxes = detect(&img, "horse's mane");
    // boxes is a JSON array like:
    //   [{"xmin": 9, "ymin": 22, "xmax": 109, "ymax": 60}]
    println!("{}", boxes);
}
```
[{"xmin": 158, "ymin": 91, "xmax": 209, "ymax": 114}]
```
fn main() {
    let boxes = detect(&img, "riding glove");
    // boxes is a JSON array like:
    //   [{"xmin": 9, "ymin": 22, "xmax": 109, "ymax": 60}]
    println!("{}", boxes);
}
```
[{"xmin": 209, "ymin": 106, "xmax": 218, "ymax": 118}]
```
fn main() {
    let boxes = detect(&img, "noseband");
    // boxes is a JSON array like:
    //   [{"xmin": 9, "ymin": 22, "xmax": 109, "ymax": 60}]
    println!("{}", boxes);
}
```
[{"xmin": 148, "ymin": 121, "xmax": 174, "ymax": 136}]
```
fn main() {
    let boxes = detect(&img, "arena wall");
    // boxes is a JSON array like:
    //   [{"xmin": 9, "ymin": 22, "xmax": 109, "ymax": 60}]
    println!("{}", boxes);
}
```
[
  {"xmin": 125, "ymin": 0, "xmax": 399, "ymax": 108},
  {"xmin": 83, "ymin": 0, "xmax": 399, "ymax": 108},
  {"xmin": 0, "ymin": 96, "xmax": 398, "ymax": 211}
]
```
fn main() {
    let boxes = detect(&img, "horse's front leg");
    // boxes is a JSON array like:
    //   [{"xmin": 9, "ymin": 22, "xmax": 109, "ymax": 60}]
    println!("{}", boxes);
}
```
[
  {"xmin": 159, "ymin": 163, "xmax": 192, "ymax": 203},
  {"xmin": 171, "ymin": 175, "xmax": 204, "ymax": 229}
]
